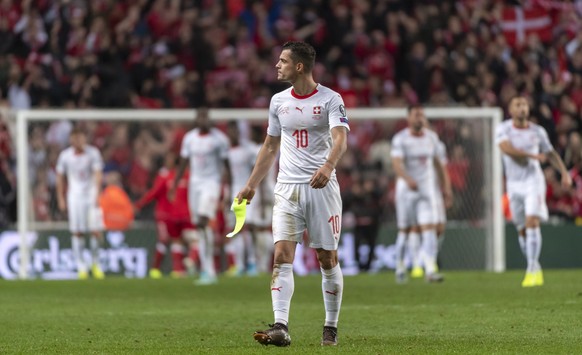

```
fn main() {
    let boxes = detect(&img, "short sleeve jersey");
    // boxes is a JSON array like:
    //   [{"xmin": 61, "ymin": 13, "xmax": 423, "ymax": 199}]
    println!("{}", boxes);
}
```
[
  {"xmin": 267, "ymin": 84, "xmax": 350, "ymax": 183},
  {"xmin": 180, "ymin": 127, "xmax": 230, "ymax": 183},
  {"xmin": 391, "ymin": 128, "xmax": 441, "ymax": 190},
  {"xmin": 56, "ymin": 145, "xmax": 103, "ymax": 197},
  {"xmin": 495, "ymin": 120, "xmax": 553, "ymax": 184}
]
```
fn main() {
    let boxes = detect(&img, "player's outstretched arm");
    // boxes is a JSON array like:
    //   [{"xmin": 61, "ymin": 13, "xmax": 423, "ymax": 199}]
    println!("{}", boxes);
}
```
[
  {"xmin": 546, "ymin": 150, "xmax": 573, "ymax": 188},
  {"xmin": 237, "ymin": 135, "xmax": 281, "ymax": 204},
  {"xmin": 498, "ymin": 141, "xmax": 543, "ymax": 163},
  {"xmin": 310, "ymin": 126, "xmax": 347, "ymax": 189}
]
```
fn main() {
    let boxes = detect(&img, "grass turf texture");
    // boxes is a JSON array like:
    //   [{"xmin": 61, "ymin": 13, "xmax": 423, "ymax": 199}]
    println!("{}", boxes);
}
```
[{"xmin": 1, "ymin": 270, "xmax": 581, "ymax": 354}]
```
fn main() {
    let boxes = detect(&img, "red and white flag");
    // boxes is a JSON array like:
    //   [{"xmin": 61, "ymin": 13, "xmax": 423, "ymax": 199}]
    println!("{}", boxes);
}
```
[{"xmin": 500, "ymin": 4, "xmax": 553, "ymax": 47}]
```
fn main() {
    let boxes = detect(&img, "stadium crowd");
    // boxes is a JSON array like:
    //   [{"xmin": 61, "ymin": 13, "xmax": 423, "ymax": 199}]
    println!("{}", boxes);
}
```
[{"xmin": 1, "ymin": 0, "xmax": 582, "ymax": 226}]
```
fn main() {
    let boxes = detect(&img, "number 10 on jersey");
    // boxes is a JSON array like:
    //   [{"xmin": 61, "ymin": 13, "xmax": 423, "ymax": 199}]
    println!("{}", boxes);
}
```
[{"xmin": 292, "ymin": 129, "xmax": 308, "ymax": 148}]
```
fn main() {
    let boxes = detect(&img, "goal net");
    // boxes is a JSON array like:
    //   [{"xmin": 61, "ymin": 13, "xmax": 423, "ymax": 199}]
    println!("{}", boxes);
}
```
[{"xmin": 7, "ymin": 107, "xmax": 503, "ymax": 279}]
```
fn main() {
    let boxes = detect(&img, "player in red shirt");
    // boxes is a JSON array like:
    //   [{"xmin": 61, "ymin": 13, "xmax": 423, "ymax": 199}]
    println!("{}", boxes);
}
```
[{"xmin": 135, "ymin": 152, "xmax": 193, "ymax": 278}]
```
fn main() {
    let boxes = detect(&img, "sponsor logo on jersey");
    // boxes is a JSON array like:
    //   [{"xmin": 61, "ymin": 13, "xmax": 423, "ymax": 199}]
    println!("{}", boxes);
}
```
[
  {"xmin": 278, "ymin": 106, "xmax": 290, "ymax": 115},
  {"xmin": 295, "ymin": 106, "xmax": 304, "ymax": 114}
]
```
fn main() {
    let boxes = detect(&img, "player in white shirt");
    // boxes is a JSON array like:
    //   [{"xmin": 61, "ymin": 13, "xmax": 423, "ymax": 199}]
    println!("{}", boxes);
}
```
[
  {"xmin": 236, "ymin": 42, "xmax": 349, "ymax": 347},
  {"xmin": 56, "ymin": 128, "xmax": 105, "ymax": 280},
  {"xmin": 495, "ymin": 96, "xmax": 571, "ymax": 287},
  {"xmin": 409, "ymin": 132, "xmax": 450, "ymax": 279},
  {"xmin": 245, "ymin": 124, "xmax": 277, "ymax": 275},
  {"xmin": 391, "ymin": 105, "xmax": 451, "ymax": 284},
  {"xmin": 171, "ymin": 108, "xmax": 231, "ymax": 286},
  {"xmin": 225, "ymin": 121, "xmax": 259, "ymax": 276}
]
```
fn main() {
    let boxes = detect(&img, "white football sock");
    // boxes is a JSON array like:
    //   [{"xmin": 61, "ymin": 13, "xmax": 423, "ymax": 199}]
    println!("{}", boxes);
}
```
[
  {"xmin": 526, "ymin": 227, "xmax": 542, "ymax": 273},
  {"xmin": 395, "ymin": 231, "xmax": 407, "ymax": 273},
  {"xmin": 518, "ymin": 235, "xmax": 527, "ymax": 257},
  {"xmin": 89, "ymin": 237, "xmax": 101, "ymax": 266},
  {"xmin": 321, "ymin": 264, "xmax": 343, "ymax": 328},
  {"xmin": 245, "ymin": 231, "xmax": 256, "ymax": 266},
  {"xmin": 272, "ymin": 263, "xmax": 294, "ymax": 326},
  {"xmin": 200, "ymin": 227, "xmax": 216, "ymax": 278},
  {"xmin": 408, "ymin": 231, "xmax": 421, "ymax": 269},
  {"xmin": 422, "ymin": 229, "xmax": 438, "ymax": 275},
  {"xmin": 72, "ymin": 236, "xmax": 87, "ymax": 273}
]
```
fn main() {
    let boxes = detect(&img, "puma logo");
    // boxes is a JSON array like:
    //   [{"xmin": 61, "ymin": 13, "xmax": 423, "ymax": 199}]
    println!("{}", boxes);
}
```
[
  {"xmin": 325, "ymin": 290, "xmax": 338, "ymax": 296},
  {"xmin": 295, "ymin": 106, "xmax": 304, "ymax": 114},
  {"xmin": 271, "ymin": 286, "xmax": 283, "ymax": 292}
]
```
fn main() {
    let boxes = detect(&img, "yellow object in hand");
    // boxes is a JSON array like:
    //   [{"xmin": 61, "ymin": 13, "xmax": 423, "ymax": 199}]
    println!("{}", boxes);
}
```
[{"xmin": 226, "ymin": 198, "xmax": 247, "ymax": 238}]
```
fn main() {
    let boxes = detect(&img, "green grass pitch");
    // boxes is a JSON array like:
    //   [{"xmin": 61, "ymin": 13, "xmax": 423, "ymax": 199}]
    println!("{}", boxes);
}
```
[{"xmin": 1, "ymin": 270, "xmax": 581, "ymax": 354}]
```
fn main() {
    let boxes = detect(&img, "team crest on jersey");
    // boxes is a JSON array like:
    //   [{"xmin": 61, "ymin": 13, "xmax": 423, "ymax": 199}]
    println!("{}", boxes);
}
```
[
  {"xmin": 312, "ymin": 106, "xmax": 322, "ymax": 120},
  {"xmin": 278, "ymin": 106, "xmax": 290, "ymax": 115}
]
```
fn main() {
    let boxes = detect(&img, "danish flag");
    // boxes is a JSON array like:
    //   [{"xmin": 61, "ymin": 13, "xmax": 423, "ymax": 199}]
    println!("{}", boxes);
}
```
[{"xmin": 500, "ymin": 3, "xmax": 553, "ymax": 48}]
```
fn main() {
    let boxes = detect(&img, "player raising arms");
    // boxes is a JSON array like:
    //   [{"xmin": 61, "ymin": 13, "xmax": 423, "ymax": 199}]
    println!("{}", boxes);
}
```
[
  {"xmin": 391, "ymin": 105, "xmax": 451, "ymax": 284},
  {"xmin": 237, "ymin": 41, "xmax": 349, "ymax": 347},
  {"xmin": 171, "ymin": 108, "xmax": 231, "ymax": 286},
  {"xmin": 495, "ymin": 96, "xmax": 571, "ymax": 287},
  {"xmin": 56, "ymin": 128, "xmax": 105, "ymax": 280}
]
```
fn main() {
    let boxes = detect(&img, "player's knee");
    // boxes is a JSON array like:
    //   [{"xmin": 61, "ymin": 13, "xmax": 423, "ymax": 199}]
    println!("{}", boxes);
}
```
[
  {"xmin": 273, "ymin": 243, "xmax": 295, "ymax": 264},
  {"xmin": 316, "ymin": 250, "xmax": 337, "ymax": 269},
  {"xmin": 525, "ymin": 216, "xmax": 540, "ymax": 228}
]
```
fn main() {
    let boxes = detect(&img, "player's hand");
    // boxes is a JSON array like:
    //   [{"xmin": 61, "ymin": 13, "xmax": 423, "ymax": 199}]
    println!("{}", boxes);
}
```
[
  {"xmin": 57, "ymin": 197, "xmax": 66, "ymax": 212},
  {"xmin": 310, "ymin": 162, "xmax": 333, "ymax": 189},
  {"xmin": 562, "ymin": 173, "xmax": 573, "ymax": 188},
  {"xmin": 236, "ymin": 186, "xmax": 255, "ymax": 204},
  {"xmin": 406, "ymin": 177, "xmax": 418, "ymax": 191}
]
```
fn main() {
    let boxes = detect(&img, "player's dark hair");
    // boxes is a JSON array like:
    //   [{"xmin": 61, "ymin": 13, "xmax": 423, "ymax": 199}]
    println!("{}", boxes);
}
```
[
  {"xmin": 70, "ymin": 127, "xmax": 85, "ymax": 136},
  {"xmin": 282, "ymin": 41, "xmax": 316, "ymax": 72},
  {"xmin": 508, "ymin": 95, "xmax": 527, "ymax": 106},
  {"xmin": 407, "ymin": 104, "xmax": 423, "ymax": 113}
]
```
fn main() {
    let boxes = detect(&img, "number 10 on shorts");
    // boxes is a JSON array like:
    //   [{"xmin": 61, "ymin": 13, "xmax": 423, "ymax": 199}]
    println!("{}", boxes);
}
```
[{"xmin": 328, "ymin": 214, "xmax": 340, "ymax": 234}]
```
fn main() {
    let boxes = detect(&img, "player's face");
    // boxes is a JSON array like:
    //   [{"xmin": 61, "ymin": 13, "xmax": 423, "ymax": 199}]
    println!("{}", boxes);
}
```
[
  {"xmin": 276, "ymin": 49, "xmax": 297, "ymax": 82},
  {"xmin": 227, "ymin": 124, "xmax": 239, "ymax": 144},
  {"xmin": 195, "ymin": 109, "xmax": 210, "ymax": 131},
  {"xmin": 69, "ymin": 133, "xmax": 86, "ymax": 150},
  {"xmin": 407, "ymin": 108, "xmax": 425, "ymax": 132},
  {"xmin": 509, "ymin": 97, "xmax": 530, "ymax": 121}
]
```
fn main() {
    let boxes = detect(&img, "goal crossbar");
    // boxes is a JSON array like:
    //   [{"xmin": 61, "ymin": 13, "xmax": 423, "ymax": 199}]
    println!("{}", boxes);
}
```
[{"xmin": 14, "ymin": 107, "xmax": 504, "ymax": 279}]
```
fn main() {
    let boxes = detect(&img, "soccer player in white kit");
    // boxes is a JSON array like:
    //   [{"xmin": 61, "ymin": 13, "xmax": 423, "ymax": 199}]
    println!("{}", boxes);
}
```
[
  {"xmin": 171, "ymin": 108, "xmax": 231, "ymax": 286},
  {"xmin": 391, "ymin": 105, "xmax": 451, "ymax": 284},
  {"xmin": 225, "ymin": 121, "xmax": 260, "ymax": 276},
  {"xmin": 495, "ymin": 96, "xmax": 571, "ymax": 287},
  {"xmin": 56, "ymin": 128, "xmax": 105, "ymax": 280},
  {"xmin": 236, "ymin": 41, "xmax": 349, "ymax": 347},
  {"xmin": 408, "ymin": 137, "xmax": 450, "ymax": 279}
]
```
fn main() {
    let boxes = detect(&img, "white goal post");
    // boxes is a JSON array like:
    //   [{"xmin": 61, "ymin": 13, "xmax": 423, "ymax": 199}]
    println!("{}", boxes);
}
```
[{"xmin": 13, "ymin": 107, "xmax": 504, "ymax": 279}]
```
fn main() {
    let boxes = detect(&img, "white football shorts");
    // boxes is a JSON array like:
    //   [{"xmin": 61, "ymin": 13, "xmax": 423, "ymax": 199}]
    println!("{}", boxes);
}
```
[
  {"xmin": 188, "ymin": 180, "xmax": 221, "ymax": 224},
  {"xmin": 272, "ymin": 180, "xmax": 342, "ymax": 250}
]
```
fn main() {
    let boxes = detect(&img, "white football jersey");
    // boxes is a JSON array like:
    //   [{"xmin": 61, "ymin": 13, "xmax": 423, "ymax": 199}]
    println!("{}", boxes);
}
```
[
  {"xmin": 180, "ymin": 127, "xmax": 230, "ymax": 183},
  {"xmin": 391, "ymin": 128, "xmax": 441, "ymax": 191},
  {"xmin": 495, "ymin": 120, "xmax": 552, "ymax": 186},
  {"xmin": 56, "ymin": 145, "xmax": 103, "ymax": 197},
  {"xmin": 267, "ymin": 84, "xmax": 350, "ymax": 184},
  {"xmin": 228, "ymin": 141, "xmax": 257, "ymax": 198}
]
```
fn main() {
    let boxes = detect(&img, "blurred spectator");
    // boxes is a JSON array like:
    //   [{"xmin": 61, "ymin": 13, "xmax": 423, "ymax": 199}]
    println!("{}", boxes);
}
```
[{"xmin": 0, "ymin": 0, "xmax": 581, "ymax": 223}]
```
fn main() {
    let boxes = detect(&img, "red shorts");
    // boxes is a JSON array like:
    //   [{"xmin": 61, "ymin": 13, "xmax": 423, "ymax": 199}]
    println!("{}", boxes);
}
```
[{"xmin": 156, "ymin": 220, "xmax": 194, "ymax": 241}]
